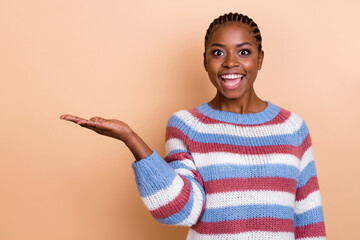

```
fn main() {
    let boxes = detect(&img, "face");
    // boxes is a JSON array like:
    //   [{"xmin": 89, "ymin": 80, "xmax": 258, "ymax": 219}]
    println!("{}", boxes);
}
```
[{"xmin": 204, "ymin": 22, "xmax": 264, "ymax": 101}]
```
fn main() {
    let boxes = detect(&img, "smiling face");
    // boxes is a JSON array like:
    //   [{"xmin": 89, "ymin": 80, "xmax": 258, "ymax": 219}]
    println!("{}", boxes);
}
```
[{"xmin": 204, "ymin": 22, "xmax": 264, "ymax": 102}]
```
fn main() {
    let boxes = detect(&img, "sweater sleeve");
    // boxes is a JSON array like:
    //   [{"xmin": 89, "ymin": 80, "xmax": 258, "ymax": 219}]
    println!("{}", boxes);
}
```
[
  {"xmin": 294, "ymin": 121, "xmax": 326, "ymax": 240},
  {"xmin": 131, "ymin": 112, "xmax": 206, "ymax": 226}
]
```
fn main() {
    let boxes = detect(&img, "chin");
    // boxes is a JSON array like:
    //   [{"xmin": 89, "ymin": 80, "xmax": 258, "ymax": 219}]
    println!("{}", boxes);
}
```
[{"xmin": 220, "ymin": 92, "xmax": 245, "ymax": 100}]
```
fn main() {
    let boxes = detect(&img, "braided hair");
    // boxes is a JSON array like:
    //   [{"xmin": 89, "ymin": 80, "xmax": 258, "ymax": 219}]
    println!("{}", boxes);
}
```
[{"xmin": 204, "ymin": 12, "xmax": 262, "ymax": 52}]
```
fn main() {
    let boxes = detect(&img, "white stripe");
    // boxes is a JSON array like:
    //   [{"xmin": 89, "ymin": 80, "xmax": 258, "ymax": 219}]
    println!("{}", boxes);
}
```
[
  {"xmin": 300, "ymin": 147, "xmax": 314, "ymax": 172},
  {"xmin": 206, "ymin": 190, "xmax": 295, "ymax": 209},
  {"xmin": 295, "ymin": 190, "xmax": 322, "ymax": 214},
  {"xmin": 181, "ymin": 159, "xmax": 197, "ymax": 169},
  {"xmin": 178, "ymin": 181, "xmax": 204, "ymax": 226},
  {"xmin": 175, "ymin": 168, "xmax": 194, "ymax": 178},
  {"xmin": 174, "ymin": 110, "xmax": 303, "ymax": 138},
  {"xmin": 142, "ymin": 175, "xmax": 184, "ymax": 211},
  {"xmin": 166, "ymin": 138, "xmax": 188, "ymax": 153},
  {"xmin": 297, "ymin": 237, "xmax": 326, "ymax": 240},
  {"xmin": 193, "ymin": 152, "xmax": 300, "ymax": 168},
  {"xmin": 187, "ymin": 229, "xmax": 295, "ymax": 240}
]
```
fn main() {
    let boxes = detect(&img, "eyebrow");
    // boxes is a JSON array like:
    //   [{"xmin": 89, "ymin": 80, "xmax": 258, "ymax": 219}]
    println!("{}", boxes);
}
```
[{"xmin": 210, "ymin": 42, "xmax": 253, "ymax": 48}]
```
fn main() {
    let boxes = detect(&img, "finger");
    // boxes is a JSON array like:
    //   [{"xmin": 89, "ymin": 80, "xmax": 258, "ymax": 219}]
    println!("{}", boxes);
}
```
[
  {"xmin": 77, "ymin": 119, "xmax": 107, "ymax": 130},
  {"xmin": 89, "ymin": 116, "xmax": 107, "ymax": 122},
  {"xmin": 60, "ymin": 114, "xmax": 87, "ymax": 123},
  {"xmin": 77, "ymin": 121, "xmax": 110, "ymax": 136},
  {"xmin": 78, "ymin": 123, "xmax": 101, "ymax": 133}
]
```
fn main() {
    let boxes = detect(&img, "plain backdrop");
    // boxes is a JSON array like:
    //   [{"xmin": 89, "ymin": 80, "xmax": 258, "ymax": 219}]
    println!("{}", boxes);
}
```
[{"xmin": 1, "ymin": 0, "xmax": 359, "ymax": 239}]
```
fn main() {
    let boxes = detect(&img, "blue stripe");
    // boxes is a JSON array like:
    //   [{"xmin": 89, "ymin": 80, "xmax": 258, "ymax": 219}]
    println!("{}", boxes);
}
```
[
  {"xmin": 168, "ymin": 115, "xmax": 309, "ymax": 147},
  {"xmin": 132, "ymin": 151, "xmax": 178, "ymax": 197},
  {"xmin": 201, "ymin": 205, "xmax": 294, "ymax": 222},
  {"xmin": 166, "ymin": 149, "xmax": 190, "ymax": 156},
  {"xmin": 137, "ymin": 173, "xmax": 177, "ymax": 197},
  {"xmin": 297, "ymin": 161, "xmax": 316, "ymax": 188},
  {"xmin": 199, "ymin": 164, "xmax": 300, "ymax": 182},
  {"xmin": 168, "ymin": 161, "xmax": 193, "ymax": 171},
  {"xmin": 295, "ymin": 206, "xmax": 324, "ymax": 227},
  {"xmin": 167, "ymin": 114, "xmax": 189, "ymax": 129},
  {"xmin": 155, "ymin": 176, "xmax": 195, "ymax": 225},
  {"xmin": 196, "ymin": 101, "xmax": 281, "ymax": 125}
]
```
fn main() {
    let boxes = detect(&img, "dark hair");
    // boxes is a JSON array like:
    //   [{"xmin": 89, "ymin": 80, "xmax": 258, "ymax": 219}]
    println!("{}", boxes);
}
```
[{"xmin": 204, "ymin": 12, "xmax": 262, "ymax": 52}]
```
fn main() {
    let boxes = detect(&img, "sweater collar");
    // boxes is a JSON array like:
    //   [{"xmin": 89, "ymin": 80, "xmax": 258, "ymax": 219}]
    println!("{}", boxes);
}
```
[{"xmin": 196, "ymin": 101, "xmax": 280, "ymax": 125}]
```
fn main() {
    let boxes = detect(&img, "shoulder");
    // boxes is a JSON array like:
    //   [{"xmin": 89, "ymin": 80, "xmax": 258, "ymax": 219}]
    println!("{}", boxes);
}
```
[
  {"xmin": 167, "ymin": 104, "xmax": 206, "ymax": 128},
  {"xmin": 273, "ymin": 103, "xmax": 310, "ymax": 134},
  {"xmin": 273, "ymin": 103, "xmax": 312, "ymax": 150},
  {"xmin": 166, "ymin": 104, "xmax": 206, "ymax": 139}
]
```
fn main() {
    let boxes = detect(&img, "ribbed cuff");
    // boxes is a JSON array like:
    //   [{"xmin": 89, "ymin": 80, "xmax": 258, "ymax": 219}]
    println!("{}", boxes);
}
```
[{"xmin": 132, "ymin": 151, "xmax": 177, "ymax": 197}]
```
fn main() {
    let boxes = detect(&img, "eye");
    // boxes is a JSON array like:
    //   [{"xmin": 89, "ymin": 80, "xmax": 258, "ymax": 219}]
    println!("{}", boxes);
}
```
[
  {"xmin": 238, "ymin": 49, "xmax": 250, "ymax": 56},
  {"xmin": 211, "ymin": 49, "xmax": 224, "ymax": 56}
]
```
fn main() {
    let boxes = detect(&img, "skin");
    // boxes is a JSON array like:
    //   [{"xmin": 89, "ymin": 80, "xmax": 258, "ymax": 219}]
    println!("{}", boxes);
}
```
[
  {"xmin": 204, "ymin": 22, "xmax": 266, "ymax": 113},
  {"xmin": 60, "ymin": 21, "xmax": 266, "ymax": 160},
  {"xmin": 59, "ymin": 115, "xmax": 152, "ymax": 160}
]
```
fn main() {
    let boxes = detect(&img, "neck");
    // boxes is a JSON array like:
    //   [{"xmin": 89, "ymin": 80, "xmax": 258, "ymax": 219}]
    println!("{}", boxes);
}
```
[{"xmin": 208, "ymin": 90, "xmax": 266, "ymax": 114}]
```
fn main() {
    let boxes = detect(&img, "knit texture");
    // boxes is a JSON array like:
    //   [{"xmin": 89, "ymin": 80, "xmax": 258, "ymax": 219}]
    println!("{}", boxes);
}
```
[{"xmin": 132, "ymin": 101, "xmax": 326, "ymax": 240}]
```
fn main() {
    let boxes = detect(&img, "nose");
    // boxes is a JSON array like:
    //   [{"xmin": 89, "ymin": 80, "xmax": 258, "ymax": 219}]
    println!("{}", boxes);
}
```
[{"xmin": 222, "ymin": 54, "xmax": 239, "ymax": 68}]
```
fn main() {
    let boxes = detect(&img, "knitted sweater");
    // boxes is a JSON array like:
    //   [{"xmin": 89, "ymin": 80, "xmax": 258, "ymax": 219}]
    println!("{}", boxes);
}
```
[{"xmin": 132, "ymin": 101, "xmax": 326, "ymax": 240}]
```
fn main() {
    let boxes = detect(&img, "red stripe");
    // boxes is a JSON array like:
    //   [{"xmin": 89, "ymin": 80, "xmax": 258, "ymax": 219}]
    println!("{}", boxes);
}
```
[
  {"xmin": 205, "ymin": 177, "xmax": 297, "ymax": 194},
  {"xmin": 264, "ymin": 108, "xmax": 291, "ymax": 125},
  {"xmin": 150, "ymin": 175, "xmax": 190, "ymax": 219},
  {"xmin": 166, "ymin": 128, "xmax": 300, "ymax": 157},
  {"xmin": 191, "ymin": 170, "xmax": 204, "ymax": 187},
  {"xmin": 190, "ymin": 141, "xmax": 301, "ymax": 158},
  {"xmin": 192, "ymin": 218, "xmax": 294, "ymax": 234},
  {"xmin": 188, "ymin": 108, "xmax": 291, "ymax": 127},
  {"xmin": 166, "ymin": 123, "xmax": 303, "ymax": 159},
  {"xmin": 295, "ymin": 176, "xmax": 320, "ymax": 201},
  {"xmin": 166, "ymin": 125, "xmax": 302, "ymax": 159},
  {"xmin": 166, "ymin": 126, "xmax": 186, "ymax": 141},
  {"xmin": 190, "ymin": 169, "xmax": 205, "ymax": 224},
  {"xmin": 164, "ymin": 152, "xmax": 192, "ymax": 163},
  {"xmin": 295, "ymin": 222, "xmax": 326, "ymax": 238},
  {"xmin": 299, "ymin": 134, "xmax": 312, "ymax": 159}
]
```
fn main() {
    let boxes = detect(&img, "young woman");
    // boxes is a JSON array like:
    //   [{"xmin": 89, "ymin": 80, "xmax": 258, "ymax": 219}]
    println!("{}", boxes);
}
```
[{"xmin": 61, "ymin": 12, "xmax": 326, "ymax": 240}]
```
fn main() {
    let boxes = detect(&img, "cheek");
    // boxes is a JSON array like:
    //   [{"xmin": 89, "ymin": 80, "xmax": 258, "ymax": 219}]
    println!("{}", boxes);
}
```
[
  {"xmin": 206, "ymin": 60, "xmax": 220, "ymax": 74},
  {"xmin": 207, "ymin": 71, "xmax": 220, "ymax": 89},
  {"xmin": 208, "ymin": 72, "xmax": 218, "ymax": 85},
  {"xmin": 243, "ymin": 58, "xmax": 258, "ymax": 72}
]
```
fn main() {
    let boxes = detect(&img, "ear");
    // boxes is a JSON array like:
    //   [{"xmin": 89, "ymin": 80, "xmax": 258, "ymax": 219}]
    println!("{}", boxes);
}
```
[
  {"xmin": 257, "ymin": 50, "xmax": 264, "ymax": 70},
  {"xmin": 203, "ymin": 51, "xmax": 208, "ymax": 72}
]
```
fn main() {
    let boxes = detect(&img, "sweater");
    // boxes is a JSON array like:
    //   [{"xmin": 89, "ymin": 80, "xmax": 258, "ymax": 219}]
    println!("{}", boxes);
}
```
[{"xmin": 132, "ymin": 101, "xmax": 326, "ymax": 240}]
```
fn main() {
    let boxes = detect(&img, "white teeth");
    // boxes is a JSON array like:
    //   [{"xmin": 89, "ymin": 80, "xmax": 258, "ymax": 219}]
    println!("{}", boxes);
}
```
[{"xmin": 221, "ymin": 74, "xmax": 243, "ymax": 79}]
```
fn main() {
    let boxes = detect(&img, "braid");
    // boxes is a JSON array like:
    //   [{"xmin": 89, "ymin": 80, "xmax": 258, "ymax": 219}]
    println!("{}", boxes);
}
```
[{"xmin": 204, "ymin": 12, "xmax": 262, "ymax": 52}]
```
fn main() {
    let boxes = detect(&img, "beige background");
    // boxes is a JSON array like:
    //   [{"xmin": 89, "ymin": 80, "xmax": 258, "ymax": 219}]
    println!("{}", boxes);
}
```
[{"xmin": 1, "ymin": 0, "xmax": 359, "ymax": 239}]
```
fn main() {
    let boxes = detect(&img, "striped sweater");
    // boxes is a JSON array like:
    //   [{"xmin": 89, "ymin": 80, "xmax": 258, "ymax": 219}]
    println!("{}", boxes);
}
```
[{"xmin": 132, "ymin": 101, "xmax": 326, "ymax": 240}]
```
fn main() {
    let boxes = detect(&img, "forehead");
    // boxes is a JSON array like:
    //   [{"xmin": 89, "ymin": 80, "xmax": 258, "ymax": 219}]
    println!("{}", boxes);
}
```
[{"xmin": 208, "ymin": 22, "xmax": 256, "ymax": 46}]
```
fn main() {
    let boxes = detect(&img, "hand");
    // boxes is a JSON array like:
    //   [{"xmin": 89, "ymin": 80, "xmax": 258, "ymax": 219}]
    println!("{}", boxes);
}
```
[
  {"xmin": 60, "ymin": 114, "xmax": 133, "ymax": 143},
  {"xmin": 59, "ymin": 114, "xmax": 153, "ymax": 160}
]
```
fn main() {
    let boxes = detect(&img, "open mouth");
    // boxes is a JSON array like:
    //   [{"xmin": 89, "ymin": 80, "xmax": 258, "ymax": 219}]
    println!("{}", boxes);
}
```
[{"xmin": 219, "ymin": 74, "xmax": 244, "ymax": 88}]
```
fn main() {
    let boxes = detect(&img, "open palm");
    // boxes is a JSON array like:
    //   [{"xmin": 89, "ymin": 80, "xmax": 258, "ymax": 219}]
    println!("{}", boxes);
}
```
[
  {"xmin": 60, "ymin": 115, "xmax": 132, "ymax": 142},
  {"xmin": 60, "ymin": 114, "xmax": 152, "ymax": 160}
]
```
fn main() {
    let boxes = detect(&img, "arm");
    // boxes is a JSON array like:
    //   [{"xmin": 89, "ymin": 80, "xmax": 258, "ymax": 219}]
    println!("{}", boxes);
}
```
[
  {"xmin": 132, "ymin": 113, "xmax": 206, "ymax": 226},
  {"xmin": 295, "ymin": 123, "xmax": 326, "ymax": 240},
  {"xmin": 60, "ymin": 113, "xmax": 206, "ymax": 226}
]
